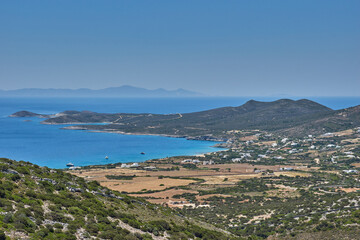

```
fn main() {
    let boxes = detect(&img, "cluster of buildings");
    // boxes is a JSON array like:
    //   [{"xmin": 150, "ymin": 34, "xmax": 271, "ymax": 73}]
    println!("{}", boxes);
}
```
[
  {"xmin": 181, "ymin": 159, "xmax": 215, "ymax": 165},
  {"xmin": 120, "ymin": 163, "xmax": 139, "ymax": 168}
]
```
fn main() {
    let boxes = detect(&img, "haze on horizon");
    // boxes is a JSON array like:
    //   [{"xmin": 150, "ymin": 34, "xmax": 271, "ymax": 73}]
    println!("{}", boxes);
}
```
[{"xmin": 0, "ymin": 1, "xmax": 359, "ymax": 97}]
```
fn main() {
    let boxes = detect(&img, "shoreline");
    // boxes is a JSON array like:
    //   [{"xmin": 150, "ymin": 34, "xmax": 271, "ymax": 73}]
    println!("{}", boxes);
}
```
[
  {"xmin": 56, "ymin": 128, "xmax": 228, "ymax": 170},
  {"xmin": 9, "ymin": 111, "xmax": 231, "ymax": 169},
  {"xmin": 8, "ymin": 117, "xmax": 228, "ymax": 169},
  {"xmin": 65, "ymin": 146, "xmax": 227, "ymax": 170},
  {"xmin": 60, "ymin": 125, "xmax": 227, "ymax": 142}
]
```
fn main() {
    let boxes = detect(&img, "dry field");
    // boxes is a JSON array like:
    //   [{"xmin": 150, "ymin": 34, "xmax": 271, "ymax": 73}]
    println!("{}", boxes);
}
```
[
  {"xmin": 72, "ymin": 169, "xmax": 196, "ymax": 192},
  {"xmin": 101, "ymin": 177, "xmax": 195, "ymax": 193},
  {"xmin": 70, "ymin": 163, "xmax": 311, "ymax": 202},
  {"xmin": 338, "ymin": 187, "xmax": 360, "ymax": 193},
  {"xmin": 341, "ymin": 138, "xmax": 360, "ymax": 144},
  {"xmin": 352, "ymin": 163, "xmax": 360, "ymax": 168},
  {"xmin": 333, "ymin": 129, "xmax": 354, "ymax": 136},
  {"xmin": 239, "ymin": 135, "xmax": 258, "ymax": 141},
  {"xmin": 200, "ymin": 174, "xmax": 262, "ymax": 185}
]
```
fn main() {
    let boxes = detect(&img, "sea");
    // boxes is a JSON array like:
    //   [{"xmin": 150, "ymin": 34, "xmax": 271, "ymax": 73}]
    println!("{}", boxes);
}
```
[{"xmin": 0, "ymin": 96, "xmax": 359, "ymax": 169}]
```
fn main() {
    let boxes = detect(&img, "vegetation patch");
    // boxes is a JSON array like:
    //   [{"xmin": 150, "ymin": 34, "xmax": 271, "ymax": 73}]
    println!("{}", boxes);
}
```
[{"xmin": 105, "ymin": 174, "xmax": 136, "ymax": 180}]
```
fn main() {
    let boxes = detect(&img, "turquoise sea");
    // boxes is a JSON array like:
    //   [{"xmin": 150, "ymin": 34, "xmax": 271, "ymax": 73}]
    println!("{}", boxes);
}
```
[{"xmin": 0, "ymin": 97, "xmax": 359, "ymax": 169}]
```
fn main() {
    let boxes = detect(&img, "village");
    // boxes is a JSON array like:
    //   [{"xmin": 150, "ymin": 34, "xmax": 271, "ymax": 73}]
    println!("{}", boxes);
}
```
[{"xmin": 70, "ymin": 127, "xmax": 360, "ymax": 201}]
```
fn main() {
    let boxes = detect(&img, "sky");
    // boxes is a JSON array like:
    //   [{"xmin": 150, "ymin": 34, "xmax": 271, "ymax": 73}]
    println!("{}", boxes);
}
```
[{"xmin": 0, "ymin": 0, "xmax": 359, "ymax": 96}]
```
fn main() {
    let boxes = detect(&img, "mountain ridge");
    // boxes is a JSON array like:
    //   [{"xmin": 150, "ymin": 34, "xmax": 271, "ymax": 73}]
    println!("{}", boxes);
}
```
[
  {"xmin": 10, "ymin": 99, "xmax": 360, "ymax": 138},
  {"xmin": 0, "ymin": 86, "xmax": 201, "ymax": 98}
]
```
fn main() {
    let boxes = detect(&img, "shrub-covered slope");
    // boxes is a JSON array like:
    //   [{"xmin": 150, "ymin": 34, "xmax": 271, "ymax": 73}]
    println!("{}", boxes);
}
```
[{"xmin": 0, "ymin": 158, "xmax": 233, "ymax": 240}]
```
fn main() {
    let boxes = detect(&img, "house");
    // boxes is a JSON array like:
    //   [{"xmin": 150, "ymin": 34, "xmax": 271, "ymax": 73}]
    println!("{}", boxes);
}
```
[
  {"xmin": 144, "ymin": 166, "xmax": 156, "ymax": 170},
  {"xmin": 343, "ymin": 170, "xmax": 358, "ymax": 174},
  {"xmin": 232, "ymin": 158, "xmax": 242, "ymax": 163},
  {"xmin": 69, "ymin": 166, "xmax": 80, "ymax": 170},
  {"xmin": 289, "ymin": 149, "xmax": 298, "ymax": 154},
  {"xmin": 280, "ymin": 167, "xmax": 294, "ymax": 171},
  {"xmin": 121, "ymin": 163, "xmax": 130, "ymax": 168},
  {"xmin": 203, "ymin": 160, "xmax": 214, "ymax": 165},
  {"xmin": 181, "ymin": 159, "xmax": 193, "ymax": 163},
  {"xmin": 130, "ymin": 163, "xmax": 139, "ymax": 168},
  {"xmin": 238, "ymin": 153, "xmax": 252, "ymax": 158}
]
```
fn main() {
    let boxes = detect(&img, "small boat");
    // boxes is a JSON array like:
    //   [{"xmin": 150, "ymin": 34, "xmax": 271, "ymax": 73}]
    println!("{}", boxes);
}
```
[
  {"xmin": 105, "ymin": 156, "xmax": 109, "ymax": 159},
  {"xmin": 140, "ymin": 152, "xmax": 145, "ymax": 155},
  {"xmin": 66, "ymin": 163, "xmax": 74, "ymax": 167}
]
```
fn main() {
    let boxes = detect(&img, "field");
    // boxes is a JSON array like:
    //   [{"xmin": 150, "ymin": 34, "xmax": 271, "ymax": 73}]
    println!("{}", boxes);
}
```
[
  {"xmin": 71, "ymin": 162, "xmax": 311, "ymax": 206},
  {"xmin": 73, "ymin": 169, "xmax": 196, "ymax": 193}
]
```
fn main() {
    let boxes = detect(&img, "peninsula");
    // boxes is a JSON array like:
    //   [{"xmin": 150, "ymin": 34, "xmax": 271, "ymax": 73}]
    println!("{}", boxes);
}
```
[{"xmin": 10, "ymin": 99, "xmax": 360, "ymax": 140}]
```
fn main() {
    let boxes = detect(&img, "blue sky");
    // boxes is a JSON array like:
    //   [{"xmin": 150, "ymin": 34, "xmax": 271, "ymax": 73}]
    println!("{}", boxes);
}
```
[{"xmin": 0, "ymin": 0, "xmax": 359, "ymax": 96}]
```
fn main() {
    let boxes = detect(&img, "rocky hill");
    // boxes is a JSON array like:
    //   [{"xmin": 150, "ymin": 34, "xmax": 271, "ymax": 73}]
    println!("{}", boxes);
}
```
[
  {"xmin": 10, "ymin": 99, "xmax": 360, "ymax": 138},
  {"xmin": 0, "ymin": 158, "xmax": 233, "ymax": 240}
]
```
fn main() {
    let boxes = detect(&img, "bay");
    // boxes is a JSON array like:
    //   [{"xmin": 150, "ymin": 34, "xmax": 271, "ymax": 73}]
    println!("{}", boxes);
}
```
[{"xmin": 0, "ymin": 96, "xmax": 359, "ymax": 169}]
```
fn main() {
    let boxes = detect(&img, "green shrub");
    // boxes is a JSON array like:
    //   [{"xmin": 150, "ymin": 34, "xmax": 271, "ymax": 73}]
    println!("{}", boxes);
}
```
[{"xmin": 0, "ymin": 230, "xmax": 5, "ymax": 240}]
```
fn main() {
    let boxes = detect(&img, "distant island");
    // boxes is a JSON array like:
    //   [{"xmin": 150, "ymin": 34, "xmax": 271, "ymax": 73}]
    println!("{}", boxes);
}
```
[
  {"xmin": 10, "ymin": 99, "xmax": 360, "ymax": 139},
  {"xmin": 0, "ymin": 85, "xmax": 201, "ymax": 98}
]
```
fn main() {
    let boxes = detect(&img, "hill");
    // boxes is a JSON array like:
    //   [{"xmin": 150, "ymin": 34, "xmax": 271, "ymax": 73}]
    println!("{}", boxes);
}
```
[
  {"xmin": 10, "ymin": 99, "xmax": 360, "ymax": 138},
  {"xmin": 0, "ymin": 86, "xmax": 201, "ymax": 98},
  {"xmin": 0, "ymin": 158, "xmax": 233, "ymax": 240}
]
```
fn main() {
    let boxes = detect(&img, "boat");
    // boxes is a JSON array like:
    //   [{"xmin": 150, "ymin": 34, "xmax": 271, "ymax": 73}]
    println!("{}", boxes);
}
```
[
  {"xmin": 140, "ymin": 152, "xmax": 145, "ymax": 155},
  {"xmin": 105, "ymin": 156, "xmax": 109, "ymax": 159},
  {"xmin": 66, "ymin": 163, "xmax": 74, "ymax": 167}
]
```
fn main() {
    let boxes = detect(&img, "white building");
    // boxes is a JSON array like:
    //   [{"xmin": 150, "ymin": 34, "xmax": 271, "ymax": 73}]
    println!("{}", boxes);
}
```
[{"xmin": 130, "ymin": 163, "xmax": 139, "ymax": 167}]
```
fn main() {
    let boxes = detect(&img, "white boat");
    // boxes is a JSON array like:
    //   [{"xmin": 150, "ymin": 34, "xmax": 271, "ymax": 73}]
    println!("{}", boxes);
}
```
[
  {"xmin": 66, "ymin": 163, "xmax": 74, "ymax": 167},
  {"xmin": 105, "ymin": 156, "xmax": 109, "ymax": 159}
]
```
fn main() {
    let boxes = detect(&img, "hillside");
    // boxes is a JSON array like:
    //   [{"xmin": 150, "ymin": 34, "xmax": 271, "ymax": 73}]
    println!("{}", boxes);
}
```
[
  {"xmin": 0, "ymin": 158, "xmax": 233, "ymax": 240},
  {"xmin": 10, "ymin": 99, "xmax": 360, "ymax": 138}
]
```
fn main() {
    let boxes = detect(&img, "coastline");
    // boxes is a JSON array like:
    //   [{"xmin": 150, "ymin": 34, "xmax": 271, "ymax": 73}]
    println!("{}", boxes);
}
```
[
  {"xmin": 59, "ymin": 128, "xmax": 228, "ymax": 169},
  {"xmin": 52, "ymin": 126, "xmax": 228, "ymax": 169},
  {"xmin": 61, "ymin": 125, "xmax": 227, "ymax": 142},
  {"xmin": 5, "ymin": 114, "xmax": 227, "ymax": 169}
]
